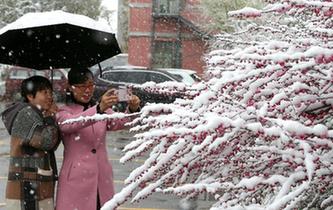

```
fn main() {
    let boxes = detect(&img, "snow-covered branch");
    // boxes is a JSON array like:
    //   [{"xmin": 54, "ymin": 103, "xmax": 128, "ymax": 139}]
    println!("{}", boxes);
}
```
[{"xmin": 102, "ymin": 1, "xmax": 333, "ymax": 209}]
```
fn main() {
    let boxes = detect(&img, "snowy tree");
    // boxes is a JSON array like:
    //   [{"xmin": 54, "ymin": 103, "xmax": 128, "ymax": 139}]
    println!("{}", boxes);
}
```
[
  {"xmin": 199, "ymin": 0, "xmax": 264, "ymax": 32},
  {"xmin": 0, "ymin": 0, "xmax": 37, "ymax": 27},
  {"xmin": 53, "ymin": 0, "xmax": 102, "ymax": 19},
  {"xmin": 86, "ymin": 0, "xmax": 333, "ymax": 209},
  {"xmin": 0, "ymin": 0, "xmax": 104, "ymax": 27}
]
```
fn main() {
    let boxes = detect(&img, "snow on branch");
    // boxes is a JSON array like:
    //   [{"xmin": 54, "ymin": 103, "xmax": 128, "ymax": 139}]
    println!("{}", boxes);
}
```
[{"xmin": 61, "ymin": 112, "xmax": 139, "ymax": 125}]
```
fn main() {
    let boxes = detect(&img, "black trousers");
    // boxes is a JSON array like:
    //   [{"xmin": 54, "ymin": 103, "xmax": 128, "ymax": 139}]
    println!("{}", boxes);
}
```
[{"xmin": 97, "ymin": 191, "xmax": 101, "ymax": 210}]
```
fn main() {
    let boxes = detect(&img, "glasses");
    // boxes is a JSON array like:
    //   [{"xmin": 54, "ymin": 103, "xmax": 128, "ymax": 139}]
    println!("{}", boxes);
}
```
[{"xmin": 72, "ymin": 83, "xmax": 95, "ymax": 91}]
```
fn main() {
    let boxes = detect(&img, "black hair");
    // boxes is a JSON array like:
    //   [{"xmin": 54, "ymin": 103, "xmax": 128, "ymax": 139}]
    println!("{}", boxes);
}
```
[
  {"xmin": 68, "ymin": 67, "xmax": 93, "ymax": 85},
  {"xmin": 21, "ymin": 76, "xmax": 53, "ymax": 102},
  {"xmin": 66, "ymin": 67, "xmax": 95, "ymax": 106}
]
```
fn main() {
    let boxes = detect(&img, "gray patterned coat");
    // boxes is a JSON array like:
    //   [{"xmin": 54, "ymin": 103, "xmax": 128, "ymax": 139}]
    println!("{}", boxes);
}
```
[{"xmin": 2, "ymin": 102, "xmax": 60, "ymax": 210}]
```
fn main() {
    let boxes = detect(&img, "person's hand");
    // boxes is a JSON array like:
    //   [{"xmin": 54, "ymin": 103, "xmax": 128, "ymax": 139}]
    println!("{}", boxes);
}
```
[
  {"xmin": 43, "ymin": 102, "xmax": 58, "ymax": 117},
  {"xmin": 99, "ymin": 89, "xmax": 119, "ymax": 112},
  {"xmin": 128, "ymin": 95, "xmax": 140, "ymax": 112}
]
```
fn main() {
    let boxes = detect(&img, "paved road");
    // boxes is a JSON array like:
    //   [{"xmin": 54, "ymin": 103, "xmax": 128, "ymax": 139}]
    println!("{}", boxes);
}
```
[{"xmin": 0, "ymin": 110, "xmax": 214, "ymax": 210}]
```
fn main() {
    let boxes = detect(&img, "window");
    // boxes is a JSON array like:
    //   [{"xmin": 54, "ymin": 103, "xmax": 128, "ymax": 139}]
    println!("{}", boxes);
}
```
[
  {"xmin": 153, "ymin": 41, "xmax": 181, "ymax": 68},
  {"xmin": 117, "ymin": 71, "xmax": 148, "ymax": 84},
  {"xmin": 103, "ymin": 71, "xmax": 148, "ymax": 84},
  {"xmin": 33, "ymin": 71, "xmax": 47, "ymax": 77},
  {"xmin": 9, "ymin": 69, "xmax": 29, "ymax": 79},
  {"xmin": 103, "ymin": 71, "xmax": 121, "ymax": 82},
  {"xmin": 169, "ymin": 74, "xmax": 182, "ymax": 81},
  {"xmin": 52, "ymin": 70, "xmax": 64, "ymax": 80},
  {"xmin": 147, "ymin": 72, "xmax": 172, "ymax": 83},
  {"xmin": 156, "ymin": 0, "xmax": 179, "ymax": 15}
]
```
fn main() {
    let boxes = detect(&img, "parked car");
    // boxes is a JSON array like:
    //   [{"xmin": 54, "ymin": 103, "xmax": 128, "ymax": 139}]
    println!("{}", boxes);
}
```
[
  {"xmin": 157, "ymin": 68, "xmax": 202, "ymax": 85},
  {"xmin": 3, "ymin": 66, "xmax": 68, "ymax": 101},
  {"xmin": 92, "ymin": 66, "xmax": 184, "ymax": 108},
  {"xmin": 90, "ymin": 53, "xmax": 129, "ymax": 72}
]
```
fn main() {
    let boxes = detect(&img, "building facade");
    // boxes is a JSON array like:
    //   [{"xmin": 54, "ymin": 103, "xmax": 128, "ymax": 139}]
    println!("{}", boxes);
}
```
[{"xmin": 128, "ymin": 0, "xmax": 209, "ymax": 75}]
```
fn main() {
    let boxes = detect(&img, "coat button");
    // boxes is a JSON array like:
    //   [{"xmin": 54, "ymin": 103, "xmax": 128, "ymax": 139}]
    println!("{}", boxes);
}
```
[{"xmin": 91, "ymin": 149, "xmax": 97, "ymax": 154}]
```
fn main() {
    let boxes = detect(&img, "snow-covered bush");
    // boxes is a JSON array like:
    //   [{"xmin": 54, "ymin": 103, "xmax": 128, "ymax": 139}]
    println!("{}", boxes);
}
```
[{"xmin": 102, "ymin": 1, "xmax": 333, "ymax": 209}]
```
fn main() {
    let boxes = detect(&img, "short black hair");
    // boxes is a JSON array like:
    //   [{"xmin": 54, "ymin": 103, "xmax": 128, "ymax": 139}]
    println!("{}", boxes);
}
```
[
  {"xmin": 21, "ymin": 76, "xmax": 52, "ymax": 102},
  {"xmin": 68, "ymin": 67, "xmax": 93, "ymax": 85}
]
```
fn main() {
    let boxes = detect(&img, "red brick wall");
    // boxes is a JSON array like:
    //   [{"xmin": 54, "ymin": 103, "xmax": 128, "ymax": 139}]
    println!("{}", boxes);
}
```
[
  {"xmin": 129, "ymin": 8, "xmax": 152, "ymax": 32},
  {"xmin": 128, "ymin": 0, "xmax": 152, "ymax": 67},
  {"xmin": 128, "ymin": 37, "xmax": 151, "ymax": 67},
  {"xmin": 182, "ymin": 39, "xmax": 206, "ymax": 75}
]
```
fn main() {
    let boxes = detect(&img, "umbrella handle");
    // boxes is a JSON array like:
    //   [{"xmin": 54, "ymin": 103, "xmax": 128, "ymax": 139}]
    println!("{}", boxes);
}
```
[{"xmin": 98, "ymin": 63, "xmax": 102, "ymax": 78}]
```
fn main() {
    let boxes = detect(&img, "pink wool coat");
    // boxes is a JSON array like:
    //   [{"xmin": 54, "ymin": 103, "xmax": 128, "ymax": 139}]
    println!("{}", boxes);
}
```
[{"xmin": 55, "ymin": 104, "xmax": 129, "ymax": 210}]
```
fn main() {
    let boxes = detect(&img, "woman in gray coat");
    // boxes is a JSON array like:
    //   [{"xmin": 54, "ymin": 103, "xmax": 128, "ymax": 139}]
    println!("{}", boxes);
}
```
[{"xmin": 2, "ymin": 76, "xmax": 60, "ymax": 210}]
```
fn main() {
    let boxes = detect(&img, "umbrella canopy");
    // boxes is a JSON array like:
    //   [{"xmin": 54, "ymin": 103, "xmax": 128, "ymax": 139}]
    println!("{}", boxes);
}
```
[{"xmin": 0, "ymin": 11, "xmax": 121, "ymax": 70}]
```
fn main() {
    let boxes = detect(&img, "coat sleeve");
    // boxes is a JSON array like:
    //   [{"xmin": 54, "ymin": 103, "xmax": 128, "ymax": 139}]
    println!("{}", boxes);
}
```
[
  {"xmin": 56, "ymin": 105, "xmax": 100, "ymax": 133},
  {"xmin": 11, "ymin": 107, "xmax": 59, "ymax": 151}
]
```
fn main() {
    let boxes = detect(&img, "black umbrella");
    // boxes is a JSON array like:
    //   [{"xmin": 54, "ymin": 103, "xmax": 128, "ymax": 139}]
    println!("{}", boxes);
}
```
[{"xmin": 0, "ymin": 11, "xmax": 121, "ymax": 70}]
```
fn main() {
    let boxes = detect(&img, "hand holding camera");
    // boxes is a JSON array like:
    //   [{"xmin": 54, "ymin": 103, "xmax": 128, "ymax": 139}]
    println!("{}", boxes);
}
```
[
  {"xmin": 117, "ymin": 86, "xmax": 131, "ymax": 102},
  {"xmin": 100, "ymin": 87, "xmax": 140, "ymax": 112},
  {"xmin": 128, "ymin": 95, "xmax": 141, "ymax": 112},
  {"xmin": 116, "ymin": 87, "xmax": 140, "ymax": 112},
  {"xmin": 99, "ymin": 89, "xmax": 118, "ymax": 112}
]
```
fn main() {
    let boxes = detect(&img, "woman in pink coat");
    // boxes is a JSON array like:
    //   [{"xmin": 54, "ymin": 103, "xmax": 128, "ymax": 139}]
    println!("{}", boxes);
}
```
[{"xmin": 55, "ymin": 67, "xmax": 140, "ymax": 210}]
